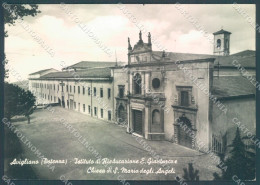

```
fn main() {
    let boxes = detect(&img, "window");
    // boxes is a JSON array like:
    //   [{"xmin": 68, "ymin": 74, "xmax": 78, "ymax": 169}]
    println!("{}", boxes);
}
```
[
  {"xmin": 45, "ymin": 94, "xmax": 46, "ymax": 99},
  {"xmin": 83, "ymin": 87, "xmax": 85, "ymax": 95},
  {"xmin": 88, "ymin": 105, "xmax": 91, "ymax": 114},
  {"xmin": 119, "ymin": 85, "xmax": 125, "ymax": 98},
  {"xmin": 48, "ymin": 95, "xmax": 49, "ymax": 100},
  {"xmin": 108, "ymin": 111, "xmax": 111, "ymax": 121},
  {"xmin": 100, "ymin": 88, "xmax": 103, "ymax": 98},
  {"xmin": 83, "ymin": 104, "xmax": 85, "ymax": 112},
  {"xmin": 54, "ymin": 96, "xmax": 56, "ymax": 102},
  {"xmin": 70, "ymin": 85, "xmax": 72, "ymax": 93},
  {"xmin": 74, "ymin": 86, "xmax": 75, "ymax": 93},
  {"xmin": 108, "ymin": 88, "xmax": 111, "ymax": 99},
  {"xmin": 152, "ymin": 78, "xmax": 160, "ymax": 89},
  {"xmin": 74, "ymin": 102, "xmax": 76, "ymax": 109},
  {"xmin": 67, "ymin": 100, "xmax": 69, "ymax": 107},
  {"xmin": 101, "ymin": 108, "xmax": 103, "ymax": 118},
  {"xmin": 133, "ymin": 73, "xmax": 142, "ymax": 94},
  {"xmin": 94, "ymin": 107, "xmax": 97, "ymax": 116},
  {"xmin": 78, "ymin": 103, "xmax": 80, "ymax": 111},
  {"xmin": 181, "ymin": 91, "xmax": 189, "ymax": 106},
  {"xmin": 51, "ymin": 96, "xmax": 52, "ymax": 101},
  {"xmin": 78, "ymin": 86, "xmax": 80, "ymax": 94},
  {"xmin": 66, "ymin": 85, "xmax": 68, "ymax": 92},
  {"xmin": 217, "ymin": 39, "xmax": 221, "ymax": 48},
  {"xmin": 58, "ymin": 85, "xmax": 59, "ymax": 91},
  {"xmin": 54, "ymin": 84, "xmax": 55, "ymax": 90},
  {"xmin": 88, "ymin": 87, "xmax": 91, "ymax": 95},
  {"xmin": 94, "ymin": 87, "xmax": 96, "ymax": 96},
  {"xmin": 152, "ymin": 109, "xmax": 160, "ymax": 124}
]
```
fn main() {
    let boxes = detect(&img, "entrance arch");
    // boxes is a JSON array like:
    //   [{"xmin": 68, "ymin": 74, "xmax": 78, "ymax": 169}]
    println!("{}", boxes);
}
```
[{"xmin": 177, "ymin": 115, "xmax": 193, "ymax": 148}]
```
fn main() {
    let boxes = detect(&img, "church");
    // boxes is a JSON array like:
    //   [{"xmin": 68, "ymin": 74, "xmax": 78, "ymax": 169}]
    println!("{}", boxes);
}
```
[{"xmin": 29, "ymin": 29, "xmax": 256, "ymax": 153}]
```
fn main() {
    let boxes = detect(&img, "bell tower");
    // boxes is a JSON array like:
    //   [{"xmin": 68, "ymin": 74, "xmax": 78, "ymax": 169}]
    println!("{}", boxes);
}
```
[{"xmin": 213, "ymin": 29, "xmax": 231, "ymax": 56}]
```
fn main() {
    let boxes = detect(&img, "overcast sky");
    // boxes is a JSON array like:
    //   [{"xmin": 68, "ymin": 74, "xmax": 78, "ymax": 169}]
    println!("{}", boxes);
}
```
[{"xmin": 5, "ymin": 4, "xmax": 255, "ymax": 82}]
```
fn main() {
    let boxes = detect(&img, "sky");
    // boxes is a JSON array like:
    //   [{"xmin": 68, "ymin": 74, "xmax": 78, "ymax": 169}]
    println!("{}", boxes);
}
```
[{"xmin": 5, "ymin": 4, "xmax": 255, "ymax": 82}]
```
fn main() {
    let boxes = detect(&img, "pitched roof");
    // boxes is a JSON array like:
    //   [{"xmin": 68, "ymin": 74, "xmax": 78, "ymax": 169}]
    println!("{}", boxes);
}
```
[
  {"xmin": 152, "ymin": 51, "xmax": 213, "ymax": 62},
  {"xmin": 29, "ymin": 68, "xmax": 57, "ymax": 75},
  {"xmin": 213, "ymin": 29, "xmax": 232, "ymax": 35},
  {"xmin": 152, "ymin": 50, "xmax": 255, "ymax": 68},
  {"xmin": 40, "ymin": 67, "xmax": 111, "ymax": 79},
  {"xmin": 215, "ymin": 55, "xmax": 255, "ymax": 68},
  {"xmin": 63, "ymin": 61, "xmax": 125, "ymax": 69},
  {"xmin": 212, "ymin": 76, "xmax": 255, "ymax": 99},
  {"xmin": 231, "ymin": 50, "xmax": 255, "ymax": 57}
]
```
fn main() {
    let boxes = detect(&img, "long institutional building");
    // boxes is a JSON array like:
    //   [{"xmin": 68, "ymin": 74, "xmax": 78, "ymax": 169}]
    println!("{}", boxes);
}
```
[{"xmin": 29, "ymin": 29, "xmax": 256, "ymax": 153}]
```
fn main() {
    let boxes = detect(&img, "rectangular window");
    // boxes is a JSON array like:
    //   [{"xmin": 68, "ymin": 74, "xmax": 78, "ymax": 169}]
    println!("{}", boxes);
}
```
[
  {"xmin": 78, "ymin": 103, "xmax": 80, "ymax": 111},
  {"xmin": 74, "ymin": 86, "xmax": 75, "ymax": 93},
  {"xmin": 54, "ymin": 96, "xmax": 56, "ymax": 102},
  {"xmin": 108, "ymin": 111, "xmax": 111, "ymax": 121},
  {"xmin": 94, "ymin": 107, "xmax": 97, "ymax": 116},
  {"xmin": 54, "ymin": 84, "xmax": 55, "ymax": 90},
  {"xmin": 66, "ymin": 85, "xmax": 68, "ymax": 92},
  {"xmin": 78, "ymin": 86, "xmax": 80, "ymax": 94},
  {"xmin": 83, "ymin": 87, "xmax": 85, "ymax": 95},
  {"xmin": 88, "ymin": 105, "xmax": 91, "ymax": 114},
  {"xmin": 70, "ymin": 85, "xmax": 72, "ymax": 93},
  {"xmin": 94, "ymin": 87, "xmax": 96, "ymax": 96},
  {"xmin": 51, "ymin": 96, "xmax": 52, "ymax": 101},
  {"xmin": 108, "ymin": 88, "xmax": 111, "ymax": 99},
  {"xmin": 100, "ymin": 88, "xmax": 103, "ymax": 98},
  {"xmin": 74, "ymin": 102, "xmax": 76, "ymax": 109},
  {"xmin": 48, "ymin": 95, "xmax": 49, "ymax": 100},
  {"xmin": 181, "ymin": 91, "xmax": 189, "ymax": 106},
  {"xmin": 83, "ymin": 104, "xmax": 85, "ymax": 112},
  {"xmin": 88, "ymin": 87, "xmax": 91, "ymax": 95},
  {"xmin": 58, "ymin": 85, "xmax": 59, "ymax": 91},
  {"xmin": 119, "ymin": 85, "xmax": 125, "ymax": 98},
  {"xmin": 101, "ymin": 108, "xmax": 103, "ymax": 118}
]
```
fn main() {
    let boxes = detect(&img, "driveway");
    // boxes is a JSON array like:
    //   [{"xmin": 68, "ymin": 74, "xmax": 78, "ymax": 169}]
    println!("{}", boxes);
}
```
[{"xmin": 7, "ymin": 106, "xmax": 220, "ymax": 180}]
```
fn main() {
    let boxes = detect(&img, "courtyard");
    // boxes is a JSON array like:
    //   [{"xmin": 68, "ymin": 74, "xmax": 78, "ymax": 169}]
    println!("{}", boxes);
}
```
[{"xmin": 6, "ymin": 106, "xmax": 220, "ymax": 180}]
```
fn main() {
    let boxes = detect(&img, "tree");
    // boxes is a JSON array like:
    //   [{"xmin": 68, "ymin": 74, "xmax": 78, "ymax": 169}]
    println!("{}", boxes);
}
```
[
  {"xmin": 19, "ymin": 89, "xmax": 36, "ymax": 124},
  {"xmin": 183, "ymin": 163, "xmax": 199, "ymax": 181},
  {"xmin": 4, "ymin": 83, "xmax": 20, "ymax": 120},
  {"xmin": 4, "ymin": 83, "xmax": 36, "ymax": 123},
  {"xmin": 213, "ymin": 127, "xmax": 254, "ymax": 180},
  {"xmin": 242, "ymin": 135, "xmax": 256, "ymax": 180},
  {"xmin": 4, "ymin": 3, "xmax": 41, "ymax": 36}
]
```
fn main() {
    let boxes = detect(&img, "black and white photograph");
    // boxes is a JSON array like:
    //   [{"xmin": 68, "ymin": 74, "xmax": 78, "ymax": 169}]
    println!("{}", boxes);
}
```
[{"xmin": 1, "ymin": 1, "xmax": 258, "ymax": 183}]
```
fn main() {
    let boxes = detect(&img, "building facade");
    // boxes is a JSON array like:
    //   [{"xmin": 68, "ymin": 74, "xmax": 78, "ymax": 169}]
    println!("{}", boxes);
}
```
[{"xmin": 29, "ymin": 29, "xmax": 256, "ymax": 153}]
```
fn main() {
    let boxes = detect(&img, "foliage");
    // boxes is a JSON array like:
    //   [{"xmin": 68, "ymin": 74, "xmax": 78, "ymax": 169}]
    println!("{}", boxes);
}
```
[
  {"xmin": 213, "ymin": 127, "xmax": 255, "ymax": 180},
  {"xmin": 4, "ymin": 82, "xmax": 36, "ymax": 123},
  {"xmin": 183, "ymin": 163, "xmax": 199, "ymax": 181},
  {"xmin": 4, "ymin": 3, "xmax": 41, "ymax": 36}
]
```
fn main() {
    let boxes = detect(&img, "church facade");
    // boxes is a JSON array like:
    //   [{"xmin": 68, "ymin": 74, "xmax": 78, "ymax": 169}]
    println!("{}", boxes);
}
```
[{"xmin": 29, "ymin": 29, "xmax": 256, "ymax": 153}]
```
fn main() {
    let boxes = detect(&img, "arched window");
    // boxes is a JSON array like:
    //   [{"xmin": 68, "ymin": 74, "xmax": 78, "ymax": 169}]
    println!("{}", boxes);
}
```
[
  {"xmin": 133, "ymin": 73, "xmax": 142, "ymax": 94},
  {"xmin": 217, "ymin": 39, "xmax": 221, "ymax": 48},
  {"xmin": 152, "ymin": 109, "xmax": 160, "ymax": 124}
]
